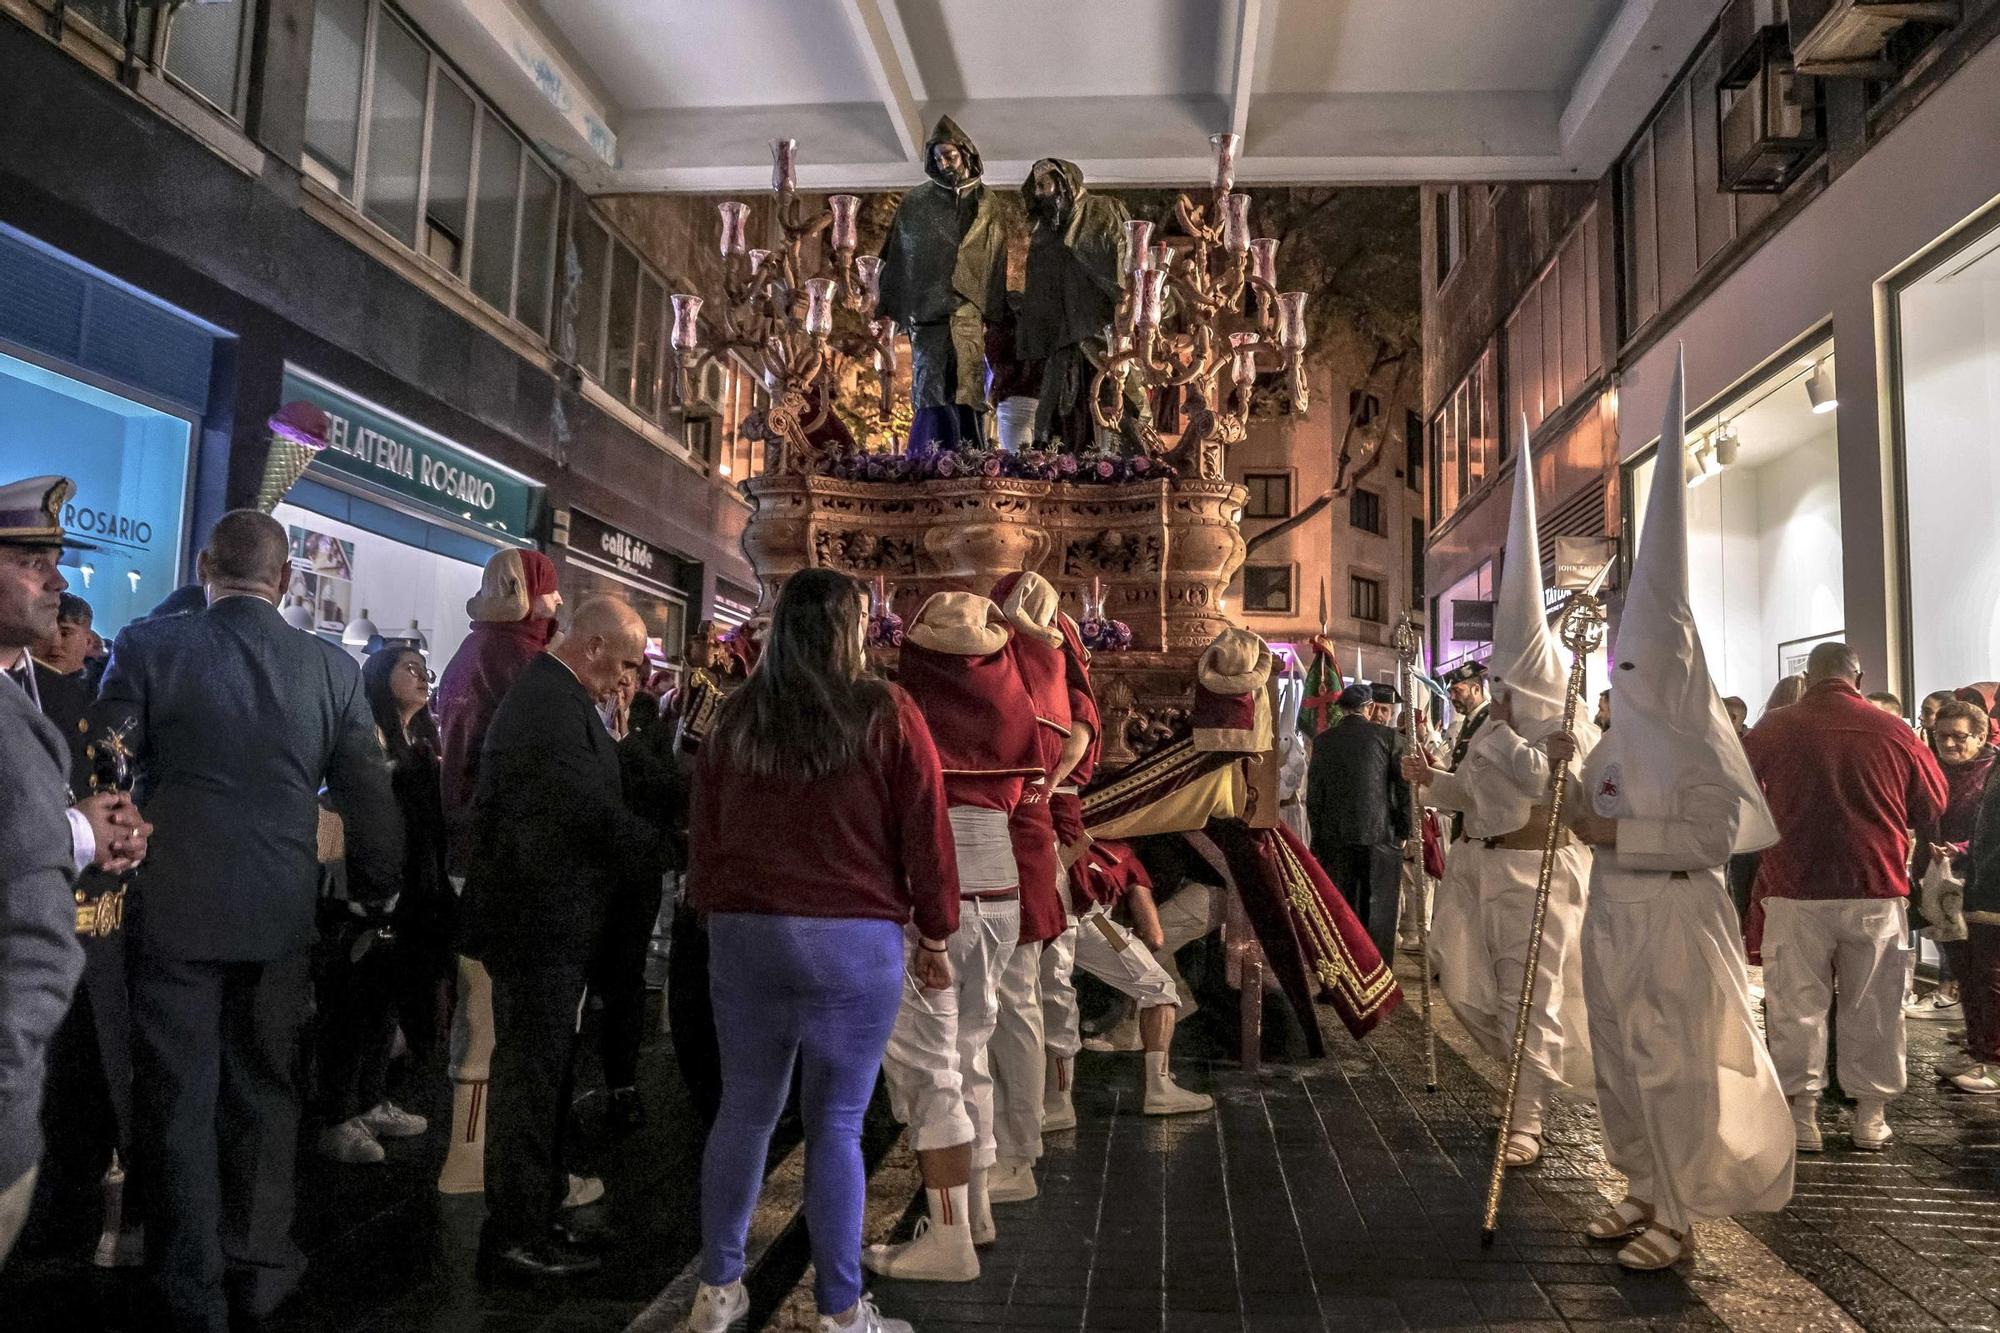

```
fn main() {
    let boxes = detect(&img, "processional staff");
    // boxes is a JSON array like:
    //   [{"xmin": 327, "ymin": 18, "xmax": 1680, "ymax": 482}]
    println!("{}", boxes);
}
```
[
  {"xmin": 1479, "ymin": 589, "xmax": 1608, "ymax": 1247},
  {"xmin": 1391, "ymin": 616, "xmax": 1437, "ymax": 1093}
]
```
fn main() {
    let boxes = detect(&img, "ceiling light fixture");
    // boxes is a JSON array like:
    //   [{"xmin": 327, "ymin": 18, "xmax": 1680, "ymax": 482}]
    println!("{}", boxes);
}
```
[{"xmin": 1805, "ymin": 361, "xmax": 1837, "ymax": 414}]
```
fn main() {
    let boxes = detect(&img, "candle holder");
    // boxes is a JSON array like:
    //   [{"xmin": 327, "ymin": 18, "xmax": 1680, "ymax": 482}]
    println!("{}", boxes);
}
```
[
  {"xmin": 1082, "ymin": 132, "xmax": 1310, "ymax": 481},
  {"xmin": 668, "ymin": 138, "xmax": 902, "ymax": 476}
]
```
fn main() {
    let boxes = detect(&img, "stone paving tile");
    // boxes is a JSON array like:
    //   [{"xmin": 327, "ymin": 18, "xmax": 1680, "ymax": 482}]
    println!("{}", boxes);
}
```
[{"xmin": 862, "ymin": 1005, "xmax": 1718, "ymax": 1332}]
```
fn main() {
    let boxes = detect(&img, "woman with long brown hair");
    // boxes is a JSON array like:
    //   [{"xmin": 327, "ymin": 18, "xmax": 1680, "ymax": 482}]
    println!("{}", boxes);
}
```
[{"xmin": 684, "ymin": 569, "xmax": 957, "ymax": 1333}]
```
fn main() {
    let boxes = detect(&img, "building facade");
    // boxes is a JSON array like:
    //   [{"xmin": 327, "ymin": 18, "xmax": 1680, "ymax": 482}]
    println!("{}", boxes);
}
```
[
  {"xmin": 0, "ymin": 0, "xmax": 757, "ymax": 668},
  {"xmin": 1421, "ymin": 0, "xmax": 2000, "ymax": 711}
]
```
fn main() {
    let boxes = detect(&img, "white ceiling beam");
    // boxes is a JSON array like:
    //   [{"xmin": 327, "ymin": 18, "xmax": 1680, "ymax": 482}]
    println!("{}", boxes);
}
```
[
  {"xmin": 835, "ymin": 0, "xmax": 927, "ymax": 165},
  {"xmin": 1559, "ymin": 0, "xmax": 1729, "ymax": 172},
  {"xmin": 1228, "ymin": 0, "xmax": 1265, "ymax": 142}
]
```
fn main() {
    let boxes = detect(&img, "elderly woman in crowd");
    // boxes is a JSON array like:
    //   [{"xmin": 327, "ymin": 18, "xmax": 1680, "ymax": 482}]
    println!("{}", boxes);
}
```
[{"xmin": 683, "ymin": 569, "xmax": 952, "ymax": 1333}]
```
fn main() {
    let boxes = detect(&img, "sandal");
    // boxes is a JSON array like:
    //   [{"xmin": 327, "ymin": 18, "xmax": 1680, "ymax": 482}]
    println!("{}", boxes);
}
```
[
  {"xmin": 1616, "ymin": 1223, "xmax": 1689, "ymax": 1271},
  {"xmin": 1584, "ymin": 1198, "xmax": 1652, "ymax": 1242},
  {"xmin": 1502, "ymin": 1130, "xmax": 1542, "ymax": 1167}
]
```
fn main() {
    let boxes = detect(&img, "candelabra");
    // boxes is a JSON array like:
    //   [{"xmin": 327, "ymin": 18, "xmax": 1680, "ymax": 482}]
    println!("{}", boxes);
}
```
[
  {"xmin": 668, "ymin": 139, "xmax": 900, "ymax": 476},
  {"xmin": 1089, "ymin": 133, "xmax": 1310, "ymax": 481}
]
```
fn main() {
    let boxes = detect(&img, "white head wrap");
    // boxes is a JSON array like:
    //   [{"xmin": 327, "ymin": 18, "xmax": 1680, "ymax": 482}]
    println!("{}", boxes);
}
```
[{"xmin": 1613, "ymin": 349, "xmax": 1778, "ymax": 853}]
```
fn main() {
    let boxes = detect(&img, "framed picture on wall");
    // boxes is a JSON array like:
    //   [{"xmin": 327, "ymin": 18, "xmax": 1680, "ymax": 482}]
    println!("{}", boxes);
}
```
[
  {"xmin": 317, "ymin": 577, "xmax": 353, "ymax": 635},
  {"xmin": 1778, "ymin": 631, "xmax": 1844, "ymax": 680}
]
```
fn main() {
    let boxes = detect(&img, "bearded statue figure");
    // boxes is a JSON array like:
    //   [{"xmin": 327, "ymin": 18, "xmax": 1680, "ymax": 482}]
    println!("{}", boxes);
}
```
[
  {"xmin": 875, "ymin": 116, "xmax": 1009, "ymax": 454},
  {"xmin": 1019, "ymin": 158, "xmax": 1151, "ymax": 451}
]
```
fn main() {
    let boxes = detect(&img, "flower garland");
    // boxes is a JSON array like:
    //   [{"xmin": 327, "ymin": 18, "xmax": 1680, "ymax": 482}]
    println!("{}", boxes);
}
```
[{"xmin": 1078, "ymin": 614, "xmax": 1134, "ymax": 653}]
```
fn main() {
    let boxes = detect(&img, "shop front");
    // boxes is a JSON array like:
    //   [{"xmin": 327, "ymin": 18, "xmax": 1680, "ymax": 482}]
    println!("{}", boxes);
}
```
[
  {"xmin": 1623, "ymin": 334, "xmax": 1845, "ymax": 712},
  {"xmin": 557, "ymin": 506, "xmax": 694, "ymax": 680},
  {"xmin": 272, "ymin": 365, "xmax": 546, "ymax": 667},
  {"xmin": 0, "ymin": 224, "xmax": 228, "ymax": 636}
]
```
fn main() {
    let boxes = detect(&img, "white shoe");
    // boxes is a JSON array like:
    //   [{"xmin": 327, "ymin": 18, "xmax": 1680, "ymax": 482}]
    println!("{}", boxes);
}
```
[
  {"xmin": 1082, "ymin": 1013, "xmax": 1143, "ymax": 1053},
  {"xmin": 1142, "ymin": 1054, "xmax": 1214, "ymax": 1116},
  {"xmin": 360, "ymin": 1099, "xmax": 429, "ymax": 1139},
  {"xmin": 820, "ymin": 1293, "xmax": 913, "ymax": 1333},
  {"xmin": 1852, "ymin": 1099, "xmax": 1893, "ymax": 1151},
  {"xmin": 563, "ymin": 1173, "xmax": 605, "ymax": 1208},
  {"xmin": 317, "ymin": 1119, "xmax": 385, "ymax": 1164},
  {"xmin": 1043, "ymin": 1080, "xmax": 1077, "ymax": 1133},
  {"xmin": 686, "ymin": 1280, "xmax": 749, "ymax": 1332},
  {"xmin": 987, "ymin": 1161, "xmax": 1038, "ymax": 1203},
  {"xmin": 1904, "ymin": 992, "xmax": 1962, "ymax": 1020},
  {"xmin": 1790, "ymin": 1095, "xmax": 1823, "ymax": 1153},
  {"xmin": 1952, "ymin": 1065, "xmax": 2000, "ymax": 1095},
  {"xmin": 862, "ymin": 1217, "xmax": 979, "ymax": 1282}
]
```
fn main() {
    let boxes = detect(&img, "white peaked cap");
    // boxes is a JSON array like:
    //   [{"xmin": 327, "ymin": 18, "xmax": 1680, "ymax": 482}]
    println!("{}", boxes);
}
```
[
  {"xmin": 1489, "ymin": 414, "xmax": 1586, "ymax": 738},
  {"xmin": 1614, "ymin": 347, "xmax": 1778, "ymax": 853}
]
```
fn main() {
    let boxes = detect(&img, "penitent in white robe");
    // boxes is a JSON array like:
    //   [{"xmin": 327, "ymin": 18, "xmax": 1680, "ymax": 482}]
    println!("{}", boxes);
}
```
[{"xmin": 1578, "ymin": 733, "xmax": 1794, "ymax": 1234}]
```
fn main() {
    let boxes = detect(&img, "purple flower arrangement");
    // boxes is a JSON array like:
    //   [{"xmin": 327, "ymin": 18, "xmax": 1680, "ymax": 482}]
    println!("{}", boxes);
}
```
[
  {"xmin": 823, "ymin": 445, "xmax": 1174, "ymax": 485},
  {"xmin": 1079, "ymin": 615, "xmax": 1134, "ymax": 652},
  {"xmin": 866, "ymin": 608, "xmax": 905, "ymax": 648}
]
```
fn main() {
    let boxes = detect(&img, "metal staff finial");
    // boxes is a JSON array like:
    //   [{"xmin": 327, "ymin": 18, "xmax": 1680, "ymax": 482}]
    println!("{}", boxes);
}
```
[
  {"xmin": 1480, "ymin": 590, "xmax": 1605, "ymax": 1246},
  {"xmin": 1392, "ymin": 615, "xmax": 1438, "ymax": 1093}
]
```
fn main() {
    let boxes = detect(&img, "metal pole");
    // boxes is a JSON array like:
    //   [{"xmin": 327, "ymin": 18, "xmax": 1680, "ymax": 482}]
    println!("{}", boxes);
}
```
[{"xmin": 1392, "ymin": 617, "xmax": 1437, "ymax": 1092}]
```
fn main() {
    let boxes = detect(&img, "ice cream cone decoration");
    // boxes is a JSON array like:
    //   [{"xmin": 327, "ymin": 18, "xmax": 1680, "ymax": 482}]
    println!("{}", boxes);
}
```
[{"xmin": 256, "ymin": 401, "xmax": 331, "ymax": 513}]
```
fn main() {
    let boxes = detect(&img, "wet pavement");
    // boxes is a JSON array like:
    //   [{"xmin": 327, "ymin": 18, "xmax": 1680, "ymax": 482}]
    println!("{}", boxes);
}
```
[{"xmin": 8, "ymin": 969, "xmax": 2000, "ymax": 1331}]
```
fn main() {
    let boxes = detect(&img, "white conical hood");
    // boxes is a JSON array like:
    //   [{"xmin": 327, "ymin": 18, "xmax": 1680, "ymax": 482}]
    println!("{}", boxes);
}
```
[
  {"xmin": 1614, "ymin": 348, "xmax": 1778, "ymax": 853},
  {"xmin": 1489, "ymin": 415, "xmax": 1577, "ymax": 737}
]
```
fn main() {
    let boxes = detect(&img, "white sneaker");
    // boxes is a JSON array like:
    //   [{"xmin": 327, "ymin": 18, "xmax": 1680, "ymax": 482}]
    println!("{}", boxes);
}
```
[
  {"xmin": 686, "ymin": 1280, "xmax": 749, "ymax": 1332},
  {"xmin": 1952, "ymin": 1065, "xmax": 2000, "ymax": 1096},
  {"xmin": 317, "ymin": 1119, "xmax": 385, "ymax": 1164},
  {"xmin": 1904, "ymin": 992, "xmax": 1962, "ymax": 1021},
  {"xmin": 1082, "ymin": 1013, "xmax": 1143, "ymax": 1053},
  {"xmin": 820, "ymin": 1293, "xmax": 913, "ymax": 1333},
  {"xmin": 1790, "ymin": 1095, "xmax": 1823, "ymax": 1153},
  {"xmin": 861, "ymin": 1217, "xmax": 979, "ymax": 1282},
  {"xmin": 563, "ymin": 1173, "xmax": 605, "ymax": 1208},
  {"xmin": 987, "ymin": 1161, "xmax": 1038, "ymax": 1203},
  {"xmin": 360, "ymin": 1099, "xmax": 429, "ymax": 1139},
  {"xmin": 1852, "ymin": 1099, "xmax": 1893, "ymax": 1151},
  {"xmin": 1142, "ymin": 1053, "xmax": 1214, "ymax": 1116},
  {"xmin": 1936, "ymin": 1050, "xmax": 1979, "ymax": 1079},
  {"xmin": 1043, "ymin": 1085, "xmax": 1077, "ymax": 1133}
]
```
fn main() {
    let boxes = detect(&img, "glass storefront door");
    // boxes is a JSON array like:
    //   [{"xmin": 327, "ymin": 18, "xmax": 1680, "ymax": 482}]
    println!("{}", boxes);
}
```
[{"xmin": 1893, "ymin": 211, "xmax": 2000, "ymax": 703}]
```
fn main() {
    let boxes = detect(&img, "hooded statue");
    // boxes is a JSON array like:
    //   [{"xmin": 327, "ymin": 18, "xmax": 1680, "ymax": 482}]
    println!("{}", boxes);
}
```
[
  {"xmin": 876, "ymin": 116, "xmax": 1010, "ymax": 453},
  {"xmin": 1018, "ymin": 158, "xmax": 1145, "ymax": 449}
]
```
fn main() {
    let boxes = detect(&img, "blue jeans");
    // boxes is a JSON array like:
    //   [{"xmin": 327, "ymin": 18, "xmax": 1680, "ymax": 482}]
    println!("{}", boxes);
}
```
[{"xmin": 700, "ymin": 913, "xmax": 905, "ymax": 1315}]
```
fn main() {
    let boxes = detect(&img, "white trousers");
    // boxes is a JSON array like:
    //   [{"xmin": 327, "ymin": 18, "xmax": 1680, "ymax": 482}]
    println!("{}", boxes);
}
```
[
  {"xmin": 1155, "ymin": 884, "xmax": 1225, "ymax": 1009},
  {"xmin": 1041, "ymin": 905, "xmax": 1181, "ymax": 1059},
  {"xmin": 990, "ymin": 940, "xmax": 1046, "ymax": 1164},
  {"xmin": 1433, "ymin": 843, "xmax": 1593, "ymax": 1119},
  {"xmin": 882, "ymin": 897, "xmax": 1018, "ymax": 1166},
  {"xmin": 1761, "ymin": 897, "xmax": 1911, "ymax": 1101}
]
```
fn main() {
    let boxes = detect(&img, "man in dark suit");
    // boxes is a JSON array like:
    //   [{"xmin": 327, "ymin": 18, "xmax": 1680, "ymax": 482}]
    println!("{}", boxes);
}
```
[
  {"xmin": 1306, "ymin": 682, "xmax": 1411, "ymax": 963},
  {"xmin": 458, "ymin": 596, "xmax": 662, "ymax": 1278},
  {"xmin": 0, "ymin": 474, "xmax": 149, "ymax": 1265},
  {"xmin": 93, "ymin": 510, "xmax": 401, "ymax": 1331}
]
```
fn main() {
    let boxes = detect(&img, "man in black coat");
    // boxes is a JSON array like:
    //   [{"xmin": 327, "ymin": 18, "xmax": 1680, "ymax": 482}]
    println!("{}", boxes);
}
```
[
  {"xmin": 1306, "ymin": 683, "xmax": 1412, "ymax": 963},
  {"xmin": 458, "ymin": 596, "xmax": 662, "ymax": 1278},
  {"xmin": 93, "ymin": 510, "xmax": 401, "ymax": 1332}
]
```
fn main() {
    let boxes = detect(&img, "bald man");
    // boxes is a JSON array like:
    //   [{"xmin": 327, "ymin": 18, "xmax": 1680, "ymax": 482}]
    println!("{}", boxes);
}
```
[{"xmin": 459, "ymin": 596, "xmax": 668, "ymax": 1277}]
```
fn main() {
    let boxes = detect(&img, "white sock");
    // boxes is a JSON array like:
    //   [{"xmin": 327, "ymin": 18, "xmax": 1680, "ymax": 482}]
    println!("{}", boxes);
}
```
[
  {"xmin": 925, "ymin": 1183, "xmax": 970, "ymax": 1231},
  {"xmin": 1144, "ymin": 1050, "xmax": 1171, "ymax": 1089}
]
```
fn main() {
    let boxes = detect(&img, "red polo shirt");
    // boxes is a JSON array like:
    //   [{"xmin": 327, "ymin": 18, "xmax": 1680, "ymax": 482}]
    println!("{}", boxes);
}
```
[{"xmin": 1742, "ymin": 679, "xmax": 1947, "ymax": 901}]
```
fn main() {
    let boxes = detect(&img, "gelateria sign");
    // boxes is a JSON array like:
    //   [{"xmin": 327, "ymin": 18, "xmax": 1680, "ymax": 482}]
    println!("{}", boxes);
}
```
[{"xmin": 280, "ymin": 368, "xmax": 540, "ymax": 540}]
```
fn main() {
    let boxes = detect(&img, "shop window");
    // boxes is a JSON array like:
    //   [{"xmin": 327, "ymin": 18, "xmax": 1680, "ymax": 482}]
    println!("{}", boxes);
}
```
[
  {"xmin": 1243, "ymin": 565, "xmax": 1295, "ymax": 616},
  {"xmin": 1350, "ymin": 575, "xmax": 1384, "ymax": 624},
  {"xmin": 303, "ymin": 0, "xmax": 368, "ymax": 192},
  {"xmin": 1410, "ymin": 519, "xmax": 1425, "ymax": 608},
  {"xmin": 1244, "ymin": 472, "xmax": 1291, "ymax": 519},
  {"xmin": 1623, "ymin": 340, "xmax": 1843, "ymax": 708},
  {"xmin": 1434, "ymin": 561, "xmax": 1494, "ymax": 675},
  {"xmin": 1405, "ymin": 410, "xmax": 1423, "ymax": 492},
  {"xmin": 634, "ymin": 277, "xmax": 665, "ymax": 416},
  {"xmin": 1350, "ymin": 487, "xmax": 1383, "ymax": 536},
  {"xmin": 1622, "ymin": 136, "xmax": 1659, "ymax": 331}
]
